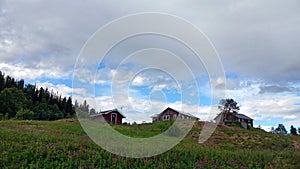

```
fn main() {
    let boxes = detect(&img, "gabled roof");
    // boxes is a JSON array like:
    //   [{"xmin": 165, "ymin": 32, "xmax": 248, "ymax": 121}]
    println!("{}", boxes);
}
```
[
  {"xmin": 214, "ymin": 112, "xmax": 253, "ymax": 121},
  {"xmin": 153, "ymin": 107, "xmax": 199, "ymax": 119},
  {"xmin": 90, "ymin": 108, "xmax": 126, "ymax": 118},
  {"xmin": 233, "ymin": 113, "xmax": 253, "ymax": 120}
]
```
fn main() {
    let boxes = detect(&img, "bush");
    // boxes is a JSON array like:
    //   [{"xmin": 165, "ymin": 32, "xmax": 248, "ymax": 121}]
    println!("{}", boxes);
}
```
[
  {"xmin": 4, "ymin": 113, "xmax": 9, "ymax": 120},
  {"xmin": 228, "ymin": 122, "xmax": 243, "ymax": 128},
  {"xmin": 15, "ymin": 109, "xmax": 34, "ymax": 120}
]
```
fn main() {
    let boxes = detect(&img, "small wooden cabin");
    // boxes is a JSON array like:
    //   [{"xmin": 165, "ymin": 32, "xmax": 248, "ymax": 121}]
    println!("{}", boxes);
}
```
[
  {"xmin": 90, "ymin": 109, "xmax": 125, "ymax": 124},
  {"xmin": 215, "ymin": 112, "xmax": 253, "ymax": 129},
  {"xmin": 151, "ymin": 107, "xmax": 199, "ymax": 122}
]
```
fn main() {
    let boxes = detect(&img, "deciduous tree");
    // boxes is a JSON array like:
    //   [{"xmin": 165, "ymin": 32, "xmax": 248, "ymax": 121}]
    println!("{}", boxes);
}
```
[{"xmin": 0, "ymin": 87, "xmax": 27, "ymax": 118}]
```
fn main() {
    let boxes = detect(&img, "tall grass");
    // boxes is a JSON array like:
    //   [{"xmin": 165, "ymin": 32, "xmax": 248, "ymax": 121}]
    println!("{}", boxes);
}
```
[{"xmin": 0, "ymin": 120, "xmax": 299, "ymax": 168}]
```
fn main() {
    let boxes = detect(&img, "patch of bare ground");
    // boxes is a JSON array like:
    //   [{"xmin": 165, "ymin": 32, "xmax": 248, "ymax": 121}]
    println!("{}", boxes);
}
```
[
  {"xmin": 292, "ymin": 141, "xmax": 300, "ymax": 150},
  {"xmin": 190, "ymin": 122, "xmax": 235, "ymax": 148}
]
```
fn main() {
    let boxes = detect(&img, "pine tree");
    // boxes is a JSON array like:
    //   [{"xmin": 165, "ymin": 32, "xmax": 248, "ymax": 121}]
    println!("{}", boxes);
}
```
[
  {"xmin": 290, "ymin": 125, "xmax": 297, "ymax": 135},
  {"xmin": 90, "ymin": 108, "xmax": 96, "ymax": 115},
  {"xmin": 275, "ymin": 124, "xmax": 287, "ymax": 135},
  {"xmin": 218, "ymin": 98, "xmax": 240, "ymax": 114},
  {"xmin": 0, "ymin": 71, "xmax": 5, "ymax": 92},
  {"xmin": 0, "ymin": 70, "xmax": 77, "ymax": 120},
  {"xmin": 65, "ymin": 97, "xmax": 74, "ymax": 116},
  {"xmin": 17, "ymin": 79, "xmax": 24, "ymax": 90}
]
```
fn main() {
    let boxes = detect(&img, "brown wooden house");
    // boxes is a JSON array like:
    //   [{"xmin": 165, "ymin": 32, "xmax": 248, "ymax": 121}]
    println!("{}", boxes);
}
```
[
  {"xmin": 151, "ymin": 107, "xmax": 199, "ymax": 122},
  {"xmin": 90, "ymin": 109, "xmax": 125, "ymax": 124},
  {"xmin": 215, "ymin": 112, "xmax": 253, "ymax": 129}
]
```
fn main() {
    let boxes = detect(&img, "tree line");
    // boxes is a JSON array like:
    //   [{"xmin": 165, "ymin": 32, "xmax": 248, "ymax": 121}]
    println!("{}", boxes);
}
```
[
  {"xmin": 271, "ymin": 124, "xmax": 300, "ymax": 136},
  {"xmin": 0, "ymin": 71, "xmax": 76, "ymax": 120}
]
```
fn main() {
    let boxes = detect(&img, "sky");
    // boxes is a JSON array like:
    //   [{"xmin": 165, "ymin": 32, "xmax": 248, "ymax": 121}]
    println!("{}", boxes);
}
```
[{"xmin": 0, "ymin": 0, "xmax": 299, "ymax": 131}]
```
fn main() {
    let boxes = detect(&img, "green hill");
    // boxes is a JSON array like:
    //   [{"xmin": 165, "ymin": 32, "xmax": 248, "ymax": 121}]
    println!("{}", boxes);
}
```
[{"xmin": 1, "ymin": 120, "xmax": 299, "ymax": 168}]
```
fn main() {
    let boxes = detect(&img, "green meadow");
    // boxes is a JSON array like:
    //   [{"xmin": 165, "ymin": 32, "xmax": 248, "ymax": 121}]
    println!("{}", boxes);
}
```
[{"xmin": 1, "ymin": 120, "xmax": 300, "ymax": 168}]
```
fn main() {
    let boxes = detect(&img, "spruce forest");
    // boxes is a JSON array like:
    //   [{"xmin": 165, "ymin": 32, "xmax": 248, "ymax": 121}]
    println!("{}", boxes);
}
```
[{"xmin": 0, "ymin": 71, "xmax": 75, "ymax": 120}]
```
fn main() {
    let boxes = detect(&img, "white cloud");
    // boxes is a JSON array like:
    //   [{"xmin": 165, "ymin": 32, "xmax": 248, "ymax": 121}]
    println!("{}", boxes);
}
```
[
  {"xmin": 35, "ymin": 81, "xmax": 87, "ymax": 98},
  {"xmin": 1, "ymin": 0, "xmax": 299, "ymax": 129},
  {"xmin": 1, "ymin": 0, "xmax": 300, "ymax": 82},
  {"xmin": 283, "ymin": 115, "xmax": 297, "ymax": 120},
  {"xmin": 73, "ymin": 90, "xmax": 215, "ymax": 123},
  {"xmin": 220, "ymin": 79, "xmax": 300, "ymax": 126},
  {"xmin": 241, "ymin": 94, "xmax": 300, "ymax": 121},
  {"xmin": 131, "ymin": 76, "xmax": 144, "ymax": 86},
  {"xmin": 35, "ymin": 78, "xmax": 300, "ymax": 127},
  {"xmin": 0, "ymin": 63, "xmax": 71, "ymax": 80}
]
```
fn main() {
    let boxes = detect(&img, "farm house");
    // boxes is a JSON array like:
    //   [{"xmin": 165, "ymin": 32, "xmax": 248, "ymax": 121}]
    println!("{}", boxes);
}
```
[
  {"xmin": 215, "ymin": 112, "xmax": 253, "ymax": 129},
  {"xmin": 90, "ymin": 109, "xmax": 126, "ymax": 124},
  {"xmin": 151, "ymin": 107, "xmax": 199, "ymax": 123}
]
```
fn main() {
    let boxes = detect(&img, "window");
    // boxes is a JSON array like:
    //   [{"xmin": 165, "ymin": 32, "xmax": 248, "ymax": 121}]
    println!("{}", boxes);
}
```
[{"xmin": 163, "ymin": 115, "xmax": 170, "ymax": 121}]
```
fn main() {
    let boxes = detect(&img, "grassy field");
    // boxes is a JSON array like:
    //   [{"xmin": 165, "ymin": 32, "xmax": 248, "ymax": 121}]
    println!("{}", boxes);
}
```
[{"xmin": 1, "ymin": 120, "xmax": 300, "ymax": 168}]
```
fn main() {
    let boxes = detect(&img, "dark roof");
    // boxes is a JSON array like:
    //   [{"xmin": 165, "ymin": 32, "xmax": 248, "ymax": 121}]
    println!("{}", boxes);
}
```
[
  {"xmin": 214, "ymin": 112, "xmax": 253, "ymax": 121},
  {"xmin": 233, "ymin": 113, "xmax": 253, "ymax": 120},
  {"xmin": 90, "ymin": 108, "xmax": 126, "ymax": 118}
]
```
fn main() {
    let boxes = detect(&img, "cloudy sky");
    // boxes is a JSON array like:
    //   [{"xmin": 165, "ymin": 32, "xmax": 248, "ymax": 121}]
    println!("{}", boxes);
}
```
[{"xmin": 0, "ymin": 0, "xmax": 299, "ymax": 131}]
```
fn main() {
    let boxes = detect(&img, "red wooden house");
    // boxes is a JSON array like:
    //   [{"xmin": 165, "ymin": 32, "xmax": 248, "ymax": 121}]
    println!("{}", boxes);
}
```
[{"xmin": 90, "ymin": 109, "xmax": 126, "ymax": 124}]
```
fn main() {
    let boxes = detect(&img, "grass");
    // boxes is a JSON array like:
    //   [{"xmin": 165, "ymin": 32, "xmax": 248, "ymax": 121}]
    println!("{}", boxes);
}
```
[
  {"xmin": 112, "ymin": 121, "xmax": 173, "ymax": 138},
  {"xmin": 1, "ymin": 120, "xmax": 300, "ymax": 168}
]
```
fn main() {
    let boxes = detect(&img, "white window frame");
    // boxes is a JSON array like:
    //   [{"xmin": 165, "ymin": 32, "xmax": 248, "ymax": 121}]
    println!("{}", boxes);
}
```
[{"xmin": 111, "ymin": 113, "xmax": 117, "ymax": 124}]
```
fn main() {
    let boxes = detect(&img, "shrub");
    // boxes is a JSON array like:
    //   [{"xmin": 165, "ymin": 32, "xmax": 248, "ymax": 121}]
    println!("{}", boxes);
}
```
[
  {"xmin": 228, "ymin": 122, "xmax": 243, "ymax": 128},
  {"xmin": 15, "ymin": 109, "xmax": 34, "ymax": 120}
]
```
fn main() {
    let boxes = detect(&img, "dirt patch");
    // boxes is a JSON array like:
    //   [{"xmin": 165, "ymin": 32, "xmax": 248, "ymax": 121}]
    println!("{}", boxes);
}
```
[{"xmin": 292, "ymin": 141, "xmax": 300, "ymax": 150}]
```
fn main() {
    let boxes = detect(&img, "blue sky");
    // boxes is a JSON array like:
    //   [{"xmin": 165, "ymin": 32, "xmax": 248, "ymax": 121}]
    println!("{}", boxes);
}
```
[{"xmin": 0, "ymin": 0, "xmax": 300, "ymax": 131}]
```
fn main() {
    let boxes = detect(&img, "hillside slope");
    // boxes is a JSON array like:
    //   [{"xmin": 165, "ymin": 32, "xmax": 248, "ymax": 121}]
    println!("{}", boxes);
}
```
[{"xmin": 1, "ymin": 120, "xmax": 299, "ymax": 168}]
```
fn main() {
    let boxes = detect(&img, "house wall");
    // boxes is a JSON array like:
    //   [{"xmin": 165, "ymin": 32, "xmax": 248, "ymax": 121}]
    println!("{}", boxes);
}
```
[
  {"xmin": 218, "ymin": 112, "xmax": 254, "ymax": 129},
  {"xmin": 104, "ymin": 112, "xmax": 123, "ymax": 124},
  {"xmin": 158, "ymin": 108, "xmax": 179, "ymax": 121},
  {"xmin": 154, "ymin": 108, "xmax": 198, "ymax": 122},
  {"xmin": 224, "ymin": 114, "xmax": 239, "ymax": 123},
  {"xmin": 241, "ymin": 121, "xmax": 247, "ymax": 129},
  {"xmin": 91, "ymin": 111, "xmax": 123, "ymax": 124},
  {"xmin": 152, "ymin": 117, "xmax": 159, "ymax": 123}
]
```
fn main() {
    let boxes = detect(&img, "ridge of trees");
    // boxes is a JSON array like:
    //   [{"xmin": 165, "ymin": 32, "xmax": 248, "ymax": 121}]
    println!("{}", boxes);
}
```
[
  {"xmin": 270, "ymin": 124, "xmax": 300, "ymax": 136},
  {"xmin": 0, "ymin": 70, "xmax": 75, "ymax": 120}
]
